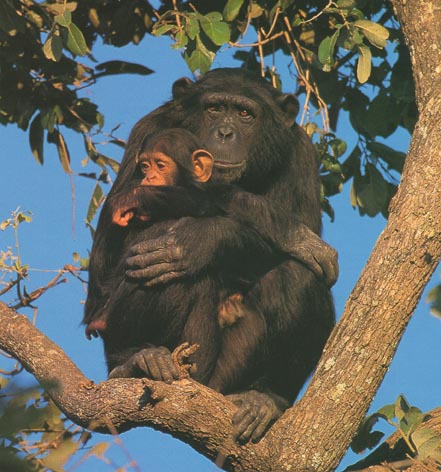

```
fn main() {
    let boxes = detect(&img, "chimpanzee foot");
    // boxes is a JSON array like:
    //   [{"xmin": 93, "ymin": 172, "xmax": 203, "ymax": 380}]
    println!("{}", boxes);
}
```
[
  {"xmin": 226, "ymin": 390, "xmax": 287, "ymax": 443},
  {"xmin": 108, "ymin": 346, "xmax": 179, "ymax": 382}
]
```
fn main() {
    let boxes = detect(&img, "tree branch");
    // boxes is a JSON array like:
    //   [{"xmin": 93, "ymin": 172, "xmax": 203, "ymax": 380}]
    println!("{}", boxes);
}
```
[{"xmin": 0, "ymin": 302, "xmax": 274, "ymax": 472}]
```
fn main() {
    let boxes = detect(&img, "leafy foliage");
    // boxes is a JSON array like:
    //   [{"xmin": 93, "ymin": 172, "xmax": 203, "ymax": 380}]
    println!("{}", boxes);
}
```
[
  {"xmin": 1, "ymin": 0, "xmax": 416, "ymax": 219},
  {"xmin": 351, "ymin": 395, "xmax": 441, "ymax": 462},
  {"xmin": 0, "ymin": 380, "xmax": 113, "ymax": 472},
  {"xmin": 427, "ymin": 281, "xmax": 441, "ymax": 319}
]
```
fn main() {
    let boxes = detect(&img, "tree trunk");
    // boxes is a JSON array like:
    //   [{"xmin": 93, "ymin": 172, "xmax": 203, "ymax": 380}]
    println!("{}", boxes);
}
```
[{"xmin": 265, "ymin": 1, "xmax": 441, "ymax": 470}]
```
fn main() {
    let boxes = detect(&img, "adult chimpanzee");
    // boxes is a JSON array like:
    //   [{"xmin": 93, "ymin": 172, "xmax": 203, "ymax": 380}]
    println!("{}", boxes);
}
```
[{"xmin": 84, "ymin": 68, "xmax": 336, "ymax": 443}]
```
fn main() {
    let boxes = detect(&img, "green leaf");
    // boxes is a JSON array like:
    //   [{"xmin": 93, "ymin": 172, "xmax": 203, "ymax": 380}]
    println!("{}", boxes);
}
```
[
  {"xmin": 42, "ymin": 438, "xmax": 79, "ymax": 472},
  {"xmin": 50, "ymin": 130, "xmax": 72, "ymax": 174},
  {"xmin": 86, "ymin": 183, "xmax": 105, "ymax": 225},
  {"xmin": 356, "ymin": 164, "xmax": 388, "ymax": 217},
  {"xmin": 185, "ymin": 48, "xmax": 212, "ymax": 74},
  {"xmin": 427, "ymin": 284, "xmax": 441, "ymax": 318},
  {"xmin": 322, "ymin": 155, "xmax": 342, "ymax": 173},
  {"xmin": 349, "ymin": 180, "xmax": 358, "ymax": 209},
  {"xmin": 337, "ymin": 0, "xmax": 357, "ymax": 8},
  {"xmin": 350, "ymin": 414, "xmax": 384, "ymax": 453},
  {"xmin": 0, "ymin": 374, "xmax": 10, "ymax": 389},
  {"xmin": 54, "ymin": 10, "xmax": 72, "ymax": 27},
  {"xmin": 185, "ymin": 14, "xmax": 200, "ymax": 40},
  {"xmin": 29, "ymin": 114, "xmax": 44, "ymax": 165},
  {"xmin": 47, "ymin": 2, "xmax": 78, "ymax": 15},
  {"xmin": 364, "ymin": 93, "xmax": 401, "ymax": 138},
  {"xmin": 173, "ymin": 30, "xmax": 189, "ymax": 49},
  {"xmin": 354, "ymin": 20, "xmax": 389, "ymax": 49},
  {"xmin": 318, "ymin": 30, "xmax": 339, "ymax": 68},
  {"xmin": 185, "ymin": 36, "xmax": 215, "ymax": 73},
  {"xmin": 223, "ymin": 0, "xmax": 245, "ymax": 21},
  {"xmin": 199, "ymin": 12, "xmax": 230, "ymax": 46},
  {"xmin": 395, "ymin": 394, "xmax": 411, "ymax": 421},
  {"xmin": 41, "ymin": 110, "xmax": 57, "ymax": 133},
  {"xmin": 367, "ymin": 141, "xmax": 405, "ymax": 172},
  {"xmin": 249, "ymin": 3, "xmax": 264, "ymax": 18},
  {"xmin": 376, "ymin": 403, "xmax": 396, "ymax": 421},
  {"xmin": 356, "ymin": 44, "xmax": 371, "ymax": 84},
  {"xmin": 329, "ymin": 138, "xmax": 347, "ymax": 158},
  {"xmin": 411, "ymin": 427, "xmax": 441, "ymax": 461},
  {"xmin": 95, "ymin": 60, "xmax": 153, "ymax": 77},
  {"xmin": 42, "ymin": 29, "xmax": 63, "ymax": 62},
  {"xmin": 65, "ymin": 23, "xmax": 88, "ymax": 56},
  {"xmin": 152, "ymin": 24, "xmax": 176, "ymax": 36},
  {"xmin": 400, "ymin": 407, "xmax": 424, "ymax": 436}
]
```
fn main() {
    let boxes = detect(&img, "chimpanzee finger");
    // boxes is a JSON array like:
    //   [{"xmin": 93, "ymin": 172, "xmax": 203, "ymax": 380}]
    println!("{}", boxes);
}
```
[
  {"xmin": 126, "ymin": 241, "xmax": 183, "ymax": 275},
  {"xmin": 133, "ymin": 352, "xmax": 151, "ymax": 377},
  {"xmin": 144, "ymin": 269, "xmax": 186, "ymax": 287},
  {"xmin": 325, "ymin": 250, "xmax": 339, "ymax": 287},
  {"xmin": 232, "ymin": 407, "xmax": 258, "ymax": 443},
  {"xmin": 250, "ymin": 407, "xmax": 274, "ymax": 443},
  {"xmin": 128, "ymin": 238, "xmax": 169, "ymax": 258},
  {"xmin": 301, "ymin": 253, "xmax": 324, "ymax": 280},
  {"xmin": 156, "ymin": 353, "xmax": 179, "ymax": 383},
  {"xmin": 139, "ymin": 351, "xmax": 163, "ymax": 381},
  {"xmin": 226, "ymin": 393, "xmax": 245, "ymax": 407},
  {"xmin": 126, "ymin": 262, "xmax": 184, "ymax": 284},
  {"xmin": 126, "ymin": 247, "xmax": 178, "ymax": 270}
]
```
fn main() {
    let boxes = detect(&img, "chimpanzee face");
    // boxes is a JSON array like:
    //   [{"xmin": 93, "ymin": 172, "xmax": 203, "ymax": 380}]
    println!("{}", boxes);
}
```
[
  {"xmin": 197, "ymin": 93, "xmax": 261, "ymax": 182},
  {"xmin": 138, "ymin": 151, "xmax": 178, "ymax": 186}
]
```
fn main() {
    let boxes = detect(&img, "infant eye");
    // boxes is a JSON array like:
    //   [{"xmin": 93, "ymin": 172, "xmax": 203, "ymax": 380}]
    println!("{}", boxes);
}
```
[
  {"xmin": 140, "ymin": 162, "xmax": 150, "ymax": 174},
  {"xmin": 157, "ymin": 161, "xmax": 167, "ymax": 170}
]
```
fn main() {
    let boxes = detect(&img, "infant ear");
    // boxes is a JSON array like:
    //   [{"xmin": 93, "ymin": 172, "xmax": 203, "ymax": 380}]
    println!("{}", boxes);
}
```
[{"xmin": 192, "ymin": 150, "xmax": 214, "ymax": 183}]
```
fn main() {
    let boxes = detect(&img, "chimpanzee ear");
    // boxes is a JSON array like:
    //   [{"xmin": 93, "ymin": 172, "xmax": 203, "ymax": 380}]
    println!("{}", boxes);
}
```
[
  {"xmin": 277, "ymin": 94, "xmax": 299, "ymax": 127},
  {"xmin": 172, "ymin": 77, "xmax": 195, "ymax": 99},
  {"xmin": 192, "ymin": 150, "xmax": 214, "ymax": 182}
]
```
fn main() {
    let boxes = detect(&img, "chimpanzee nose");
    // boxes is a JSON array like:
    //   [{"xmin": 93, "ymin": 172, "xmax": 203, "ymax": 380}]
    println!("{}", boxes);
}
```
[{"xmin": 217, "ymin": 126, "xmax": 234, "ymax": 140}]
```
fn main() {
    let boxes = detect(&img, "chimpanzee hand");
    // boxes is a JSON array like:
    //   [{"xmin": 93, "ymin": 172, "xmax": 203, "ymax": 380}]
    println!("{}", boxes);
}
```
[
  {"xmin": 108, "ymin": 346, "xmax": 179, "ymax": 382},
  {"xmin": 227, "ymin": 390, "xmax": 286, "ymax": 443},
  {"xmin": 126, "ymin": 218, "xmax": 213, "ymax": 286},
  {"xmin": 286, "ymin": 226, "xmax": 339, "ymax": 287}
]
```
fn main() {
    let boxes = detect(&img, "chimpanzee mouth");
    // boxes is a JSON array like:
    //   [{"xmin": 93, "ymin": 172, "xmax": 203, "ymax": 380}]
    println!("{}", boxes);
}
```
[{"xmin": 214, "ymin": 160, "xmax": 246, "ymax": 169}]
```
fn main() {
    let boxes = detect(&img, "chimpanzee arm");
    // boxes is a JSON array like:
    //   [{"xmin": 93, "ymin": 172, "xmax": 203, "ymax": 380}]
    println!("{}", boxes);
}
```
[
  {"xmin": 125, "ymin": 187, "xmax": 338, "ymax": 287},
  {"xmin": 126, "ymin": 216, "xmax": 281, "ymax": 287},
  {"xmin": 225, "ymin": 189, "xmax": 338, "ymax": 286},
  {"xmin": 108, "ymin": 185, "xmax": 217, "ymax": 224}
]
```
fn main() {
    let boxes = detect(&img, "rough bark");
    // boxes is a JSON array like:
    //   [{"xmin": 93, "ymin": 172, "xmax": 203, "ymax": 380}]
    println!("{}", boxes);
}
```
[
  {"xmin": 0, "ymin": 302, "xmax": 273, "ymax": 472},
  {"xmin": 265, "ymin": 1, "xmax": 441, "ymax": 470},
  {"xmin": 1, "ymin": 2, "xmax": 440, "ymax": 471}
]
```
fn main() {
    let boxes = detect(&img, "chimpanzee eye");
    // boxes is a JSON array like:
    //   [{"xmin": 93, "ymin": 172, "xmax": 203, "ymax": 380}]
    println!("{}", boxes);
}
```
[
  {"xmin": 156, "ymin": 161, "xmax": 167, "ymax": 171},
  {"xmin": 207, "ymin": 104, "xmax": 224, "ymax": 113},
  {"xmin": 140, "ymin": 162, "xmax": 150, "ymax": 174}
]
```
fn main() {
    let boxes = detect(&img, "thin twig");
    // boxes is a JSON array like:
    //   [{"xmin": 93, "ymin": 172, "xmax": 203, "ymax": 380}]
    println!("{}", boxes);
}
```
[{"xmin": 302, "ymin": 1, "xmax": 335, "ymax": 25}]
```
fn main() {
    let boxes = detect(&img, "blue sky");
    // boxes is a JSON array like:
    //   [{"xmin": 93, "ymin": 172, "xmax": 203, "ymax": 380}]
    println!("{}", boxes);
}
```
[{"xmin": 1, "ymin": 33, "xmax": 440, "ymax": 472}]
